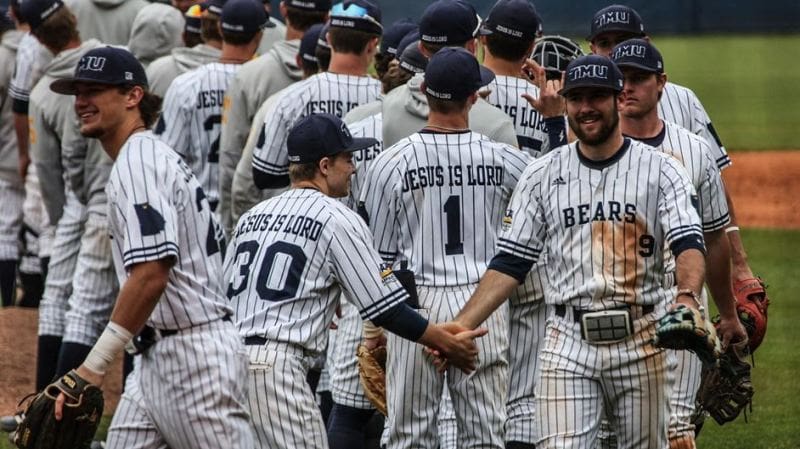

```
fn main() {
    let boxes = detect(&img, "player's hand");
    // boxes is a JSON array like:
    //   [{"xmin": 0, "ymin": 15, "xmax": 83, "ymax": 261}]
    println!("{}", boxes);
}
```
[
  {"xmin": 432, "ymin": 322, "xmax": 488, "ymax": 374},
  {"xmin": 18, "ymin": 153, "xmax": 30, "ymax": 180},
  {"xmin": 54, "ymin": 365, "xmax": 104, "ymax": 421},
  {"xmin": 715, "ymin": 315, "xmax": 749, "ymax": 351},
  {"xmin": 363, "ymin": 334, "xmax": 386, "ymax": 351},
  {"xmin": 521, "ymin": 59, "xmax": 565, "ymax": 118}
]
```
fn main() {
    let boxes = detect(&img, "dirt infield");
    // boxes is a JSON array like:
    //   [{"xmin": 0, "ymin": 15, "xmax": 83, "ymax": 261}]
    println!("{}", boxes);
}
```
[{"xmin": 0, "ymin": 150, "xmax": 797, "ymax": 417}]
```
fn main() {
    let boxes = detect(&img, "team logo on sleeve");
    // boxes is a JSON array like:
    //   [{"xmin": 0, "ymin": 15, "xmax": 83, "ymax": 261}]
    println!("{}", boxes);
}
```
[
  {"xmin": 502, "ymin": 209, "xmax": 514, "ymax": 230},
  {"xmin": 134, "ymin": 203, "xmax": 166, "ymax": 236},
  {"xmin": 379, "ymin": 263, "xmax": 393, "ymax": 284}
]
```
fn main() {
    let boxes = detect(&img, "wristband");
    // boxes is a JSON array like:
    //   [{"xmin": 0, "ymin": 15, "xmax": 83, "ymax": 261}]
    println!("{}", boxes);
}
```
[
  {"xmin": 725, "ymin": 226, "xmax": 740, "ymax": 234},
  {"xmin": 676, "ymin": 289, "xmax": 705, "ymax": 315},
  {"xmin": 84, "ymin": 322, "xmax": 133, "ymax": 375}
]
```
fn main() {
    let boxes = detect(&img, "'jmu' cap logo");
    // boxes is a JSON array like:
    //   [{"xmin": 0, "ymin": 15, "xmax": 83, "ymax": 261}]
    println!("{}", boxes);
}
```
[
  {"xmin": 79, "ymin": 56, "xmax": 106, "ymax": 72},
  {"xmin": 613, "ymin": 44, "xmax": 647, "ymax": 60},
  {"xmin": 595, "ymin": 11, "xmax": 630, "ymax": 28},
  {"xmin": 568, "ymin": 64, "xmax": 608, "ymax": 82}
]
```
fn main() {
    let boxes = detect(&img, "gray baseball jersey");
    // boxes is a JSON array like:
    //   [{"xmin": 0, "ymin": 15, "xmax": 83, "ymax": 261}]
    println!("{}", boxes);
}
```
[
  {"xmin": 251, "ymin": 72, "xmax": 381, "ymax": 183},
  {"xmin": 219, "ymin": 39, "xmax": 302, "ymax": 234},
  {"xmin": 0, "ymin": 30, "xmax": 23, "ymax": 186},
  {"xmin": 146, "ymin": 44, "xmax": 222, "ymax": 98},
  {"xmin": 105, "ymin": 131, "xmax": 252, "ymax": 449},
  {"xmin": 484, "ymin": 75, "xmax": 551, "ymax": 157},
  {"xmin": 256, "ymin": 17, "xmax": 287, "ymax": 55},
  {"xmin": 381, "ymin": 73, "xmax": 519, "ymax": 148},
  {"xmin": 157, "ymin": 62, "xmax": 241, "ymax": 214},
  {"xmin": 66, "ymin": 0, "xmax": 149, "ymax": 46},
  {"xmin": 342, "ymin": 97, "xmax": 382, "ymax": 124},
  {"xmin": 659, "ymin": 82, "xmax": 730, "ymax": 170}
]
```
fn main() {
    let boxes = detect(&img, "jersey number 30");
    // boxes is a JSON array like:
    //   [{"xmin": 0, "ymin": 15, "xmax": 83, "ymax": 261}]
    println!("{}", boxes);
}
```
[{"xmin": 226, "ymin": 240, "xmax": 307, "ymax": 302}]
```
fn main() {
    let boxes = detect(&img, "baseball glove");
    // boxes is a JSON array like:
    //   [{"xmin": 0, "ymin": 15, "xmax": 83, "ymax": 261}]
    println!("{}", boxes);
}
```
[
  {"xmin": 356, "ymin": 342, "xmax": 387, "ymax": 416},
  {"xmin": 14, "ymin": 370, "xmax": 104, "ymax": 449},
  {"xmin": 652, "ymin": 304, "xmax": 722, "ymax": 367},
  {"xmin": 696, "ymin": 341, "xmax": 754, "ymax": 425},
  {"xmin": 732, "ymin": 277, "xmax": 769, "ymax": 353}
]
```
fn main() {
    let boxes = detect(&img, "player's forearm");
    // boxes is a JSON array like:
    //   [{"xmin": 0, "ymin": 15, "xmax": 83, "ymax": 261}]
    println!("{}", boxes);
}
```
[
  {"xmin": 14, "ymin": 113, "xmax": 29, "ymax": 158},
  {"xmin": 720, "ymin": 174, "xmax": 751, "ymax": 272},
  {"xmin": 456, "ymin": 269, "xmax": 518, "ymax": 329},
  {"xmin": 109, "ymin": 258, "xmax": 173, "ymax": 335},
  {"xmin": 703, "ymin": 229, "xmax": 737, "ymax": 320},
  {"xmin": 674, "ymin": 248, "xmax": 706, "ymax": 307}
]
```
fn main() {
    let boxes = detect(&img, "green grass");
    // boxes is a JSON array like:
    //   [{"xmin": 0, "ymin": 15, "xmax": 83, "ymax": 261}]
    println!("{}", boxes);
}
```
[
  {"xmin": 645, "ymin": 35, "xmax": 800, "ymax": 152},
  {"xmin": 697, "ymin": 228, "xmax": 800, "ymax": 448}
]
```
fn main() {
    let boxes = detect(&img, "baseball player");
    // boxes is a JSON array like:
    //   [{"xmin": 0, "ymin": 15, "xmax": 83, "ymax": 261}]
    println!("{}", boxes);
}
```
[
  {"xmin": 67, "ymin": 0, "xmax": 148, "ymax": 45},
  {"xmin": 586, "ymin": 4, "xmax": 757, "ymax": 292},
  {"xmin": 225, "ymin": 112, "xmax": 484, "ymax": 449},
  {"xmin": 447, "ymin": 55, "xmax": 710, "ymax": 449},
  {"xmin": 20, "ymin": 0, "xmax": 121, "ymax": 395},
  {"xmin": 218, "ymin": 0, "xmax": 329, "ymax": 235},
  {"xmin": 611, "ymin": 39, "xmax": 747, "ymax": 448},
  {"xmin": 251, "ymin": 0, "xmax": 384, "ymax": 191},
  {"xmin": 146, "ymin": 3, "xmax": 223, "ymax": 98},
  {"xmin": 156, "ymin": 0, "xmax": 269, "ymax": 219},
  {"xmin": 126, "ymin": 3, "xmax": 185, "ymax": 68},
  {"xmin": 360, "ymin": 47, "xmax": 531, "ymax": 449},
  {"xmin": 380, "ymin": 0, "xmax": 518, "ymax": 149},
  {"xmin": 51, "ymin": 46, "xmax": 254, "ymax": 449},
  {"xmin": 230, "ymin": 22, "xmax": 326, "ymax": 226},
  {"xmin": 257, "ymin": 0, "xmax": 289, "ymax": 55}
]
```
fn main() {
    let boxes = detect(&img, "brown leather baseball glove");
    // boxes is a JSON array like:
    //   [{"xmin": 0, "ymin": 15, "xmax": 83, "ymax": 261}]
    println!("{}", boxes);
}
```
[
  {"xmin": 357, "ymin": 342, "xmax": 387, "ymax": 416},
  {"xmin": 696, "ymin": 341, "xmax": 754, "ymax": 425}
]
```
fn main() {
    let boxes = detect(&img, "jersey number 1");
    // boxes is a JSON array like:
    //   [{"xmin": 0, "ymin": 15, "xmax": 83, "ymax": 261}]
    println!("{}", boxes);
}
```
[{"xmin": 444, "ymin": 195, "xmax": 463, "ymax": 255}]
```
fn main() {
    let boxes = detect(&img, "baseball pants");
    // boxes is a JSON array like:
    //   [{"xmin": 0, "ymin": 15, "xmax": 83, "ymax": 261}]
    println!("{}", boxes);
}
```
[
  {"xmin": 107, "ymin": 320, "xmax": 253, "ymax": 449},
  {"xmin": 246, "ymin": 342, "xmax": 327, "ymax": 449},
  {"xmin": 20, "ymin": 164, "xmax": 45, "ymax": 274},
  {"xmin": 330, "ymin": 299, "xmax": 373, "ymax": 409},
  {"xmin": 535, "ymin": 303, "xmax": 675, "ymax": 449},
  {"xmin": 0, "ymin": 178, "xmax": 24, "ymax": 261},
  {"xmin": 384, "ymin": 284, "xmax": 509, "ymax": 449}
]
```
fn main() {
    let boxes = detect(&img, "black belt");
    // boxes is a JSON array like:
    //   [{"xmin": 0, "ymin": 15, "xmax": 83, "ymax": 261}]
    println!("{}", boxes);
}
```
[
  {"xmin": 158, "ymin": 314, "xmax": 232, "ymax": 337},
  {"xmin": 554, "ymin": 304, "xmax": 654, "ymax": 322},
  {"xmin": 244, "ymin": 336, "xmax": 268, "ymax": 346}
]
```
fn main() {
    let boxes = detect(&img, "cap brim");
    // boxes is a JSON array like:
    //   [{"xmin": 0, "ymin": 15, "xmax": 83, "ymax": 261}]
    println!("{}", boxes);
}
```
[
  {"xmin": 50, "ymin": 77, "xmax": 135, "ymax": 95},
  {"xmin": 558, "ymin": 82, "xmax": 620, "ymax": 96},
  {"xmin": 345, "ymin": 136, "xmax": 379, "ymax": 153},
  {"xmin": 477, "ymin": 65, "xmax": 496, "ymax": 88},
  {"xmin": 587, "ymin": 28, "xmax": 645, "ymax": 41},
  {"xmin": 614, "ymin": 61, "xmax": 661, "ymax": 73}
]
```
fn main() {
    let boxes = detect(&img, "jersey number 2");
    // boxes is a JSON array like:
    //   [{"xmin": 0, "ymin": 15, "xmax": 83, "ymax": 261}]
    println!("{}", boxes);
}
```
[
  {"xmin": 227, "ymin": 240, "xmax": 307, "ymax": 302},
  {"xmin": 444, "ymin": 195, "xmax": 463, "ymax": 255}
]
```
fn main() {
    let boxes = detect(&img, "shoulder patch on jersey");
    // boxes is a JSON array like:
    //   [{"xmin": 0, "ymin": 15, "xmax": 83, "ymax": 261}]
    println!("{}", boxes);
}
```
[{"xmin": 134, "ymin": 203, "xmax": 166, "ymax": 236}]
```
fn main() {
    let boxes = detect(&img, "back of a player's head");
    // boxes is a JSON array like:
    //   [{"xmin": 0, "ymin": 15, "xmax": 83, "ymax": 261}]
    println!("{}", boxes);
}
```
[
  {"xmin": 299, "ymin": 22, "xmax": 325, "ymax": 76},
  {"xmin": 480, "ymin": 0, "xmax": 541, "ymax": 62},
  {"xmin": 220, "ymin": 0, "xmax": 271, "ymax": 45},
  {"xmin": 23, "ymin": 0, "xmax": 78, "ymax": 52},
  {"xmin": 423, "ymin": 47, "xmax": 494, "ymax": 114},
  {"xmin": 418, "ymin": 0, "xmax": 479, "ymax": 56},
  {"xmin": 374, "ymin": 18, "xmax": 417, "ymax": 78},
  {"xmin": 327, "ymin": 0, "xmax": 382, "ymax": 55},
  {"xmin": 183, "ymin": 3, "xmax": 205, "ymax": 47},
  {"xmin": 201, "ymin": 0, "xmax": 224, "ymax": 43},
  {"xmin": 315, "ymin": 22, "xmax": 331, "ymax": 71},
  {"xmin": 382, "ymin": 39, "xmax": 425, "ymax": 94},
  {"xmin": 283, "ymin": 0, "xmax": 330, "ymax": 32}
]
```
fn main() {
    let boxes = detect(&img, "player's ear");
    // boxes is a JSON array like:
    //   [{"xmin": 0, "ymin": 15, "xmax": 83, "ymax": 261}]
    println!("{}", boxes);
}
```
[
  {"xmin": 465, "ymin": 38, "xmax": 477, "ymax": 56},
  {"xmin": 318, "ymin": 156, "xmax": 331, "ymax": 177},
  {"xmin": 125, "ymin": 86, "xmax": 145, "ymax": 109}
]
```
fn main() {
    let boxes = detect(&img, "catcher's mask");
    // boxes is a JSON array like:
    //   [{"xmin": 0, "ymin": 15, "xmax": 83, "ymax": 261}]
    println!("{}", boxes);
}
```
[{"xmin": 532, "ymin": 35, "xmax": 585, "ymax": 81}]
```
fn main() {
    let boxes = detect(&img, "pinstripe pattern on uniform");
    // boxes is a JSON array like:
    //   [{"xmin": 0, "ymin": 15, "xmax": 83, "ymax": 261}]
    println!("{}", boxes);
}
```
[
  {"xmin": 384, "ymin": 285, "xmax": 509, "ymax": 449},
  {"xmin": 0, "ymin": 179, "xmax": 24, "ymax": 260},
  {"xmin": 251, "ymin": 72, "xmax": 381, "ymax": 178},
  {"xmin": 484, "ymin": 75, "xmax": 551, "ymax": 158},
  {"xmin": 505, "ymin": 300, "xmax": 548, "ymax": 444},
  {"xmin": 535, "ymin": 307, "xmax": 675, "ymax": 449},
  {"xmin": 157, "ymin": 62, "xmax": 240, "ymax": 211},
  {"xmin": 106, "ymin": 321, "xmax": 253, "ymax": 449},
  {"xmin": 346, "ymin": 112, "xmax": 383, "ymax": 209},
  {"xmin": 20, "ymin": 165, "xmax": 45, "ymax": 273},
  {"xmin": 63, "ymin": 210, "xmax": 118, "ymax": 345},
  {"xmin": 247, "ymin": 344, "xmax": 329, "ymax": 449},
  {"xmin": 106, "ymin": 132, "xmax": 230, "ymax": 330},
  {"xmin": 359, "ymin": 131, "xmax": 530, "ymax": 286},
  {"xmin": 8, "ymin": 33, "xmax": 45, "ymax": 103},
  {"xmin": 37, "ymin": 190, "xmax": 84, "ymax": 337},
  {"xmin": 224, "ymin": 188, "xmax": 409, "ymax": 354},
  {"xmin": 497, "ymin": 139, "xmax": 703, "ymax": 309},
  {"xmin": 658, "ymin": 82, "xmax": 730, "ymax": 170}
]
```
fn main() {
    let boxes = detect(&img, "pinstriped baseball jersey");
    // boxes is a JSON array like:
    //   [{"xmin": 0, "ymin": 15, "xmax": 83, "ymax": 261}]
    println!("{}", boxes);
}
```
[
  {"xmin": 8, "ymin": 32, "xmax": 49, "ymax": 105},
  {"xmin": 659, "ymin": 82, "xmax": 730, "ymax": 170},
  {"xmin": 251, "ymin": 72, "xmax": 381, "ymax": 179},
  {"xmin": 156, "ymin": 62, "xmax": 240, "ymax": 212},
  {"xmin": 106, "ymin": 131, "xmax": 230, "ymax": 330},
  {"xmin": 359, "ymin": 131, "xmax": 530, "ymax": 286},
  {"xmin": 499, "ymin": 138, "xmax": 703, "ymax": 308},
  {"xmin": 223, "ymin": 188, "xmax": 410, "ymax": 354},
  {"xmin": 484, "ymin": 75, "xmax": 552, "ymax": 158},
  {"xmin": 346, "ymin": 112, "xmax": 383, "ymax": 209}
]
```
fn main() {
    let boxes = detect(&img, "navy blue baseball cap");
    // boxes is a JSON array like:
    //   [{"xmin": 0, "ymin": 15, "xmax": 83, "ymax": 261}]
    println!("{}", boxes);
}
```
[
  {"xmin": 287, "ymin": 114, "xmax": 378, "ymax": 164},
  {"xmin": 380, "ymin": 18, "xmax": 417, "ymax": 57},
  {"xmin": 184, "ymin": 3, "xmax": 205, "ymax": 35},
  {"xmin": 19, "ymin": 0, "xmax": 64, "ymax": 30},
  {"xmin": 419, "ymin": 0, "xmax": 480, "ymax": 45},
  {"xmin": 285, "ymin": 0, "xmax": 333, "ymax": 11},
  {"xmin": 395, "ymin": 30, "xmax": 419, "ymax": 58},
  {"xmin": 50, "ymin": 46, "xmax": 148, "ymax": 95},
  {"xmin": 317, "ymin": 22, "xmax": 331, "ymax": 49},
  {"xmin": 479, "ymin": 0, "xmax": 541, "ymax": 41},
  {"xmin": 558, "ymin": 54, "xmax": 623, "ymax": 96},
  {"xmin": 329, "ymin": 0, "xmax": 382, "ymax": 35},
  {"xmin": 300, "ymin": 22, "xmax": 325, "ymax": 66},
  {"xmin": 587, "ymin": 4, "xmax": 645, "ymax": 41},
  {"xmin": 221, "ymin": 0, "xmax": 272, "ymax": 33},
  {"xmin": 611, "ymin": 38, "xmax": 663, "ymax": 74},
  {"xmin": 204, "ymin": 0, "xmax": 226, "ymax": 15},
  {"xmin": 423, "ymin": 47, "xmax": 494, "ymax": 101},
  {"xmin": 398, "ymin": 41, "xmax": 427, "ymax": 74}
]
